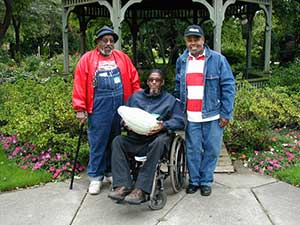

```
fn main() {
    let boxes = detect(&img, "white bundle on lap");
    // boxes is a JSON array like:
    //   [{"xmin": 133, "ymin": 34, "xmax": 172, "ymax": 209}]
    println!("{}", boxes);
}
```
[{"xmin": 117, "ymin": 106, "xmax": 158, "ymax": 135}]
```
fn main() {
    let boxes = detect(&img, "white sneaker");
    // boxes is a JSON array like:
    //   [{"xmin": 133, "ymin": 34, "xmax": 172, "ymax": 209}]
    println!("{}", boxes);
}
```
[
  {"xmin": 103, "ymin": 176, "xmax": 113, "ymax": 184},
  {"xmin": 88, "ymin": 181, "xmax": 101, "ymax": 195}
]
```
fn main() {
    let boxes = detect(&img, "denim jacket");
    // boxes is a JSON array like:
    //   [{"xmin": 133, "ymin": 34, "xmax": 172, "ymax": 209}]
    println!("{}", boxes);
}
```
[{"xmin": 173, "ymin": 45, "xmax": 235, "ymax": 120}]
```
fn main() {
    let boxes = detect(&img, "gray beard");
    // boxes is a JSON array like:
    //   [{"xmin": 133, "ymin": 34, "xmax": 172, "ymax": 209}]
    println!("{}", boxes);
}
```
[
  {"xmin": 149, "ymin": 88, "xmax": 161, "ymax": 96},
  {"xmin": 99, "ymin": 48, "xmax": 112, "ymax": 56}
]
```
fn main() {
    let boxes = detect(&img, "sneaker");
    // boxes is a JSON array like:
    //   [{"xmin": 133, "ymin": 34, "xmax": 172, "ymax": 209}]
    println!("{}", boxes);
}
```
[
  {"xmin": 103, "ymin": 176, "xmax": 113, "ymax": 184},
  {"xmin": 88, "ymin": 181, "xmax": 101, "ymax": 195}
]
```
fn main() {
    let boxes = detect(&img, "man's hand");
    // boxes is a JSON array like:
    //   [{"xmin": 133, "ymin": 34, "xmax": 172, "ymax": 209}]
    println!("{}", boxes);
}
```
[
  {"xmin": 147, "ymin": 121, "xmax": 164, "ymax": 136},
  {"xmin": 122, "ymin": 120, "xmax": 132, "ymax": 131},
  {"xmin": 219, "ymin": 118, "xmax": 229, "ymax": 128},
  {"xmin": 76, "ymin": 111, "xmax": 87, "ymax": 124}
]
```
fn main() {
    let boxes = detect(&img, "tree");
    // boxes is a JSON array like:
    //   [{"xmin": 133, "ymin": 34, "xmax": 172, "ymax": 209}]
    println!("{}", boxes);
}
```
[
  {"xmin": 0, "ymin": 0, "xmax": 12, "ymax": 45},
  {"xmin": 272, "ymin": 0, "xmax": 300, "ymax": 63}
]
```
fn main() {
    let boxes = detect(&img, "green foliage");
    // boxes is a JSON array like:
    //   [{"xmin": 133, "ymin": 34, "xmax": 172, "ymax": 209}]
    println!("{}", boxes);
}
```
[
  {"xmin": 269, "ymin": 59, "xmax": 300, "ymax": 95},
  {"xmin": 224, "ymin": 81, "xmax": 300, "ymax": 151},
  {"xmin": 0, "ymin": 74, "xmax": 84, "ymax": 155},
  {"xmin": 274, "ymin": 166, "xmax": 300, "ymax": 187},
  {"xmin": 0, "ymin": 54, "xmax": 79, "ymax": 82}
]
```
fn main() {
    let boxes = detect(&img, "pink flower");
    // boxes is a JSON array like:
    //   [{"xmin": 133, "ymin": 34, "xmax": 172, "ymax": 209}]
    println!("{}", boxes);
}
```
[
  {"xmin": 267, "ymin": 166, "xmax": 273, "ymax": 171},
  {"xmin": 32, "ymin": 161, "xmax": 45, "ymax": 170},
  {"xmin": 20, "ymin": 165, "xmax": 28, "ymax": 169},
  {"xmin": 56, "ymin": 153, "xmax": 62, "ymax": 160},
  {"xmin": 49, "ymin": 167, "xmax": 56, "ymax": 172},
  {"xmin": 52, "ymin": 169, "xmax": 62, "ymax": 178},
  {"xmin": 12, "ymin": 146, "xmax": 21, "ymax": 156},
  {"xmin": 273, "ymin": 164, "xmax": 282, "ymax": 169}
]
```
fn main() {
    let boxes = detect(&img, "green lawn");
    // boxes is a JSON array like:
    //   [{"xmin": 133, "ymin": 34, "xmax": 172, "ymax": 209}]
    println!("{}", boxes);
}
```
[
  {"xmin": 0, "ymin": 148, "xmax": 52, "ymax": 192},
  {"xmin": 274, "ymin": 166, "xmax": 300, "ymax": 187}
]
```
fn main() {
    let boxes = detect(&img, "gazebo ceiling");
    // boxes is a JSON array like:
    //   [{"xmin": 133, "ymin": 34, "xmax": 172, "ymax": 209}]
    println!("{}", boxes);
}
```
[
  {"xmin": 68, "ymin": 0, "xmax": 262, "ymax": 20},
  {"xmin": 62, "ymin": 0, "xmax": 272, "ymax": 73}
]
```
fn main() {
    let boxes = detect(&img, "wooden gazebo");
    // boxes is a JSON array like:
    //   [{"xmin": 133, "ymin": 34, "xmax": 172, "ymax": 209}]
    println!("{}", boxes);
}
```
[{"xmin": 62, "ymin": 0, "xmax": 272, "ymax": 74}]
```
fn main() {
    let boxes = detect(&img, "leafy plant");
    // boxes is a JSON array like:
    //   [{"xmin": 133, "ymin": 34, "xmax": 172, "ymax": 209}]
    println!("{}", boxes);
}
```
[
  {"xmin": 269, "ymin": 59, "xmax": 300, "ymax": 95},
  {"xmin": 224, "ymin": 81, "xmax": 300, "ymax": 151}
]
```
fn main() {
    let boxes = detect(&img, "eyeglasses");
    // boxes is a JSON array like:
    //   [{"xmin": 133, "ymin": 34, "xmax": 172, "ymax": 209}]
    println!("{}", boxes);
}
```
[
  {"xmin": 147, "ymin": 78, "xmax": 162, "ymax": 82},
  {"xmin": 100, "ymin": 38, "xmax": 115, "ymax": 44}
]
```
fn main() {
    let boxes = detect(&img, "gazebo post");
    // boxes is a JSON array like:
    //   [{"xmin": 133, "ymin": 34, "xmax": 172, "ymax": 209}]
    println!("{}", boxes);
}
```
[
  {"xmin": 260, "ymin": 3, "xmax": 272, "ymax": 73},
  {"xmin": 62, "ymin": 6, "xmax": 74, "ymax": 74}
]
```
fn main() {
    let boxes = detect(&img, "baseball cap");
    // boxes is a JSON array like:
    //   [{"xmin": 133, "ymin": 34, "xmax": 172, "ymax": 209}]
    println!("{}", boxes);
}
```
[{"xmin": 184, "ymin": 25, "xmax": 204, "ymax": 37}]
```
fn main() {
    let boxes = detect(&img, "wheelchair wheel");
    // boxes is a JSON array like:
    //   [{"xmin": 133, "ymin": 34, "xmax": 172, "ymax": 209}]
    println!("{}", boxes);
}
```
[
  {"xmin": 149, "ymin": 168, "xmax": 167, "ymax": 210},
  {"xmin": 149, "ymin": 190, "xmax": 167, "ymax": 210},
  {"xmin": 169, "ymin": 134, "xmax": 187, "ymax": 193}
]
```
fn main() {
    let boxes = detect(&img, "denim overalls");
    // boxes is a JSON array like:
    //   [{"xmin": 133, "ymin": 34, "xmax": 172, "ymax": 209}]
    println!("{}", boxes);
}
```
[{"xmin": 87, "ymin": 66, "xmax": 123, "ymax": 181}]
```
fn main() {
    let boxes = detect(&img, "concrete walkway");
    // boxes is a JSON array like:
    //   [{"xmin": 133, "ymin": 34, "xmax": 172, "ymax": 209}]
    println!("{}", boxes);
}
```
[{"xmin": 1, "ymin": 162, "xmax": 300, "ymax": 225}]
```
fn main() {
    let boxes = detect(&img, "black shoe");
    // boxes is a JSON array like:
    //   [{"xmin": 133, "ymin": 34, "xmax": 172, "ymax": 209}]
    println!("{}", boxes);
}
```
[
  {"xmin": 200, "ymin": 185, "xmax": 211, "ymax": 196},
  {"xmin": 186, "ymin": 184, "xmax": 199, "ymax": 194}
]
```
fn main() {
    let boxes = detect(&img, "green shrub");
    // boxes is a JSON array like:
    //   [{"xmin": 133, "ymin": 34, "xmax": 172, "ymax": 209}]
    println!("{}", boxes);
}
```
[
  {"xmin": 0, "ymin": 75, "xmax": 88, "ymax": 159},
  {"xmin": 0, "ymin": 54, "xmax": 79, "ymax": 83},
  {"xmin": 269, "ymin": 58, "xmax": 300, "ymax": 95},
  {"xmin": 224, "ymin": 81, "xmax": 300, "ymax": 151}
]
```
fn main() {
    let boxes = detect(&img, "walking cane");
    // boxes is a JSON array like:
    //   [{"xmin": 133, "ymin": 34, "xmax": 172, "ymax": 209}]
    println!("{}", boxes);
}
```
[{"xmin": 69, "ymin": 123, "xmax": 84, "ymax": 190}]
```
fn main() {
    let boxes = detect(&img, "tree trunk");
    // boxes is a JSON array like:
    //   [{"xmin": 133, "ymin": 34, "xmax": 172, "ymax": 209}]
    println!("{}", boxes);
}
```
[
  {"xmin": 0, "ymin": 0, "xmax": 13, "ymax": 45},
  {"xmin": 12, "ymin": 15, "xmax": 21, "ymax": 63}
]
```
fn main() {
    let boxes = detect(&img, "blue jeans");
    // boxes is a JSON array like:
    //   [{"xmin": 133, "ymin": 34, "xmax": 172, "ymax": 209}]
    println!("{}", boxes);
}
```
[
  {"xmin": 87, "ymin": 67, "xmax": 123, "ymax": 181},
  {"xmin": 185, "ymin": 119, "xmax": 223, "ymax": 186}
]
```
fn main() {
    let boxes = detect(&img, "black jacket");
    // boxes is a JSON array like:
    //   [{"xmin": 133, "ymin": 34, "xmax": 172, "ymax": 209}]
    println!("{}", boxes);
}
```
[{"xmin": 126, "ymin": 88, "xmax": 185, "ymax": 131}]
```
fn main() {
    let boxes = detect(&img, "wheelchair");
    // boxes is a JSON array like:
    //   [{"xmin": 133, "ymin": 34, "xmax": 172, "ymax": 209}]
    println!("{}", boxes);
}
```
[{"xmin": 130, "ymin": 131, "xmax": 187, "ymax": 210}]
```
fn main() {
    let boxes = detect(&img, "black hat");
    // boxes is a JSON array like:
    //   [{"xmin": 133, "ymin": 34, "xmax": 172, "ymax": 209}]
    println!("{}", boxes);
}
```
[
  {"xmin": 184, "ymin": 25, "xmax": 204, "ymax": 37},
  {"xmin": 95, "ymin": 25, "xmax": 119, "ymax": 42}
]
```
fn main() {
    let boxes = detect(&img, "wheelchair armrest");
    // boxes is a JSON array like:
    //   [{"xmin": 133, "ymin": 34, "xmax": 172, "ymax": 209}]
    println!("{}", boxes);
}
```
[
  {"xmin": 134, "ymin": 156, "xmax": 147, "ymax": 162},
  {"xmin": 167, "ymin": 129, "xmax": 185, "ymax": 140}
]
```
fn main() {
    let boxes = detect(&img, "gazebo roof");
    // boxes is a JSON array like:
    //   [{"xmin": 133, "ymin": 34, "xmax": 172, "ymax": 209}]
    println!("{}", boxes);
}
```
[
  {"xmin": 63, "ymin": 0, "xmax": 271, "ymax": 20},
  {"xmin": 61, "ymin": 0, "xmax": 272, "ymax": 73}
]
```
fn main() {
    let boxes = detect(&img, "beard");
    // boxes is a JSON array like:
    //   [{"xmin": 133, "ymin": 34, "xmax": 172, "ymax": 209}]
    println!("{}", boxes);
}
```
[
  {"xmin": 99, "ymin": 47, "xmax": 113, "ymax": 56},
  {"xmin": 149, "ymin": 87, "xmax": 161, "ymax": 96}
]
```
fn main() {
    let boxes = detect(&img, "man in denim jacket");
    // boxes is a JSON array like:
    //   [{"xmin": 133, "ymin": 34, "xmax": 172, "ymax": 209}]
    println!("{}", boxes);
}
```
[{"xmin": 173, "ymin": 25, "xmax": 235, "ymax": 196}]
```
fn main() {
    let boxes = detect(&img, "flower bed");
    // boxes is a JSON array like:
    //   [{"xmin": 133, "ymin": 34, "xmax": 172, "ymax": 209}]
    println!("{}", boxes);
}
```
[
  {"xmin": 246, "ymin": 129, "xmax": 300, "ymax": 176},
  {"xmin": 0, "ymin": 134, "xmax": 85, "ymax": 180}
]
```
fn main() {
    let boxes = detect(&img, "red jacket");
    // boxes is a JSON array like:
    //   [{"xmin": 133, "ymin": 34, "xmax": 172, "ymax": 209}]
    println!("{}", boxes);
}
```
[{"xmin": 72, "ymin": 48, "xmax": 141, "ymax": 113}]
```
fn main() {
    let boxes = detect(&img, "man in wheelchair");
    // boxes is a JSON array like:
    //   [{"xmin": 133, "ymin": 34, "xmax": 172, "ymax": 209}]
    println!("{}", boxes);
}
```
[{"xmin": 108, "ymin": 69, "xmax": 185, "ymax": 205}]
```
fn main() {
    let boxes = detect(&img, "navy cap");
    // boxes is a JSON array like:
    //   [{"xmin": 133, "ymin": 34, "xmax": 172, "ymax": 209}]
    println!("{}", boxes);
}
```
[
  {"xmin": 95, "ymin": 25, "xmax": 119, "ymax": 42},
  {"xmin": 184, "ymin": 25, "xmax": 204, "ymax": 37}
]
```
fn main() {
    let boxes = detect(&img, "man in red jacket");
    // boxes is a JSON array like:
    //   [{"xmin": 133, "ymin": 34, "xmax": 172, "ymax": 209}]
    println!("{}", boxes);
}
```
[{"xmin": 72, "ymin": 25, "xmax": 141, "ymax": 195}]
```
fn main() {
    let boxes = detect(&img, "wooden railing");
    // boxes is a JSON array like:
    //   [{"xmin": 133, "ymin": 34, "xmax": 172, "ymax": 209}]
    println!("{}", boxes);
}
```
[
  {"xmin": 238, "ymin": 0, "xmax": 272, "ymax": 5},
  {"xmin": 236, "ymin": 77, "xmax": 270, "ymax": 90}
]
